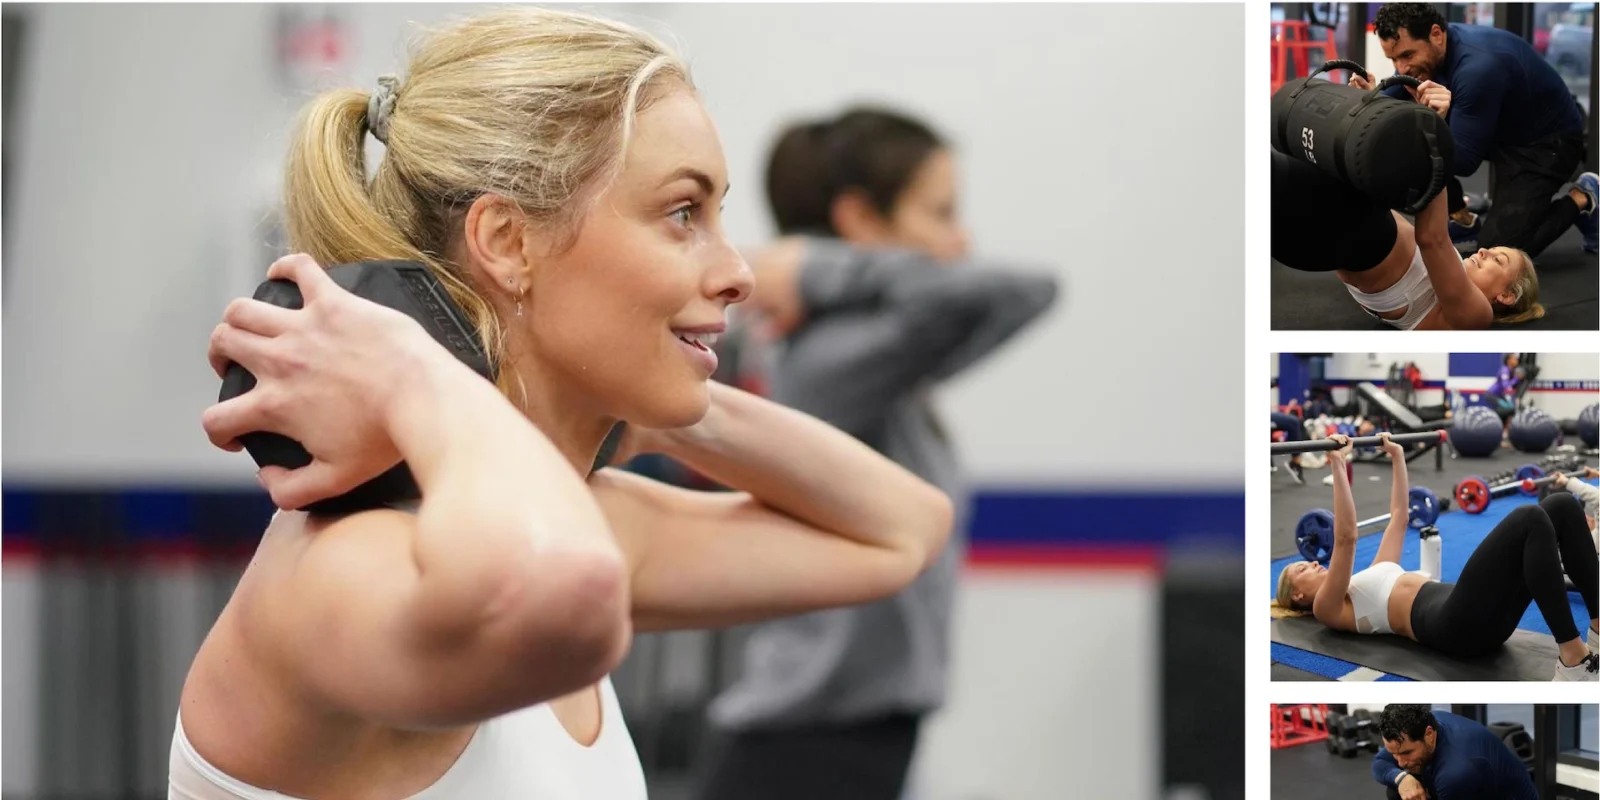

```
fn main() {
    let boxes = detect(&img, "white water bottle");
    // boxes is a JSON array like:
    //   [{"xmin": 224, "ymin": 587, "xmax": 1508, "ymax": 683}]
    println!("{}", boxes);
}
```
[{"xmin": 1419, "ymin": 526, "xmax": 1442, "ymax": 580}]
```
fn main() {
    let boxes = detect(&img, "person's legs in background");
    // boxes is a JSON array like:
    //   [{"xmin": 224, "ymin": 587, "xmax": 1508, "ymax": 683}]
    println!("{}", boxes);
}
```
[
  {"xmin": 1571, "ymin": 171, "xmax": 1599, "ymax": 254},
  {"xmin": 1478, "ymin": 133, "xmax": 1589, "ymax": 259},
  {"xmin": 697, "ymin": 715, "xmax": 922, "ymax": 800},
  {"xmin": 1271, "ymin": 410, "xmax": 1306, "ymax": 484},
  {"xmin": 1494, "ymin": 395, "xmax": 1517, "ymax": 442}
]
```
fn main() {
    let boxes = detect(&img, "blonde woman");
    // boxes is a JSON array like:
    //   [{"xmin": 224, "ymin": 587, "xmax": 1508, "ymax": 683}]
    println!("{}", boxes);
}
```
[
  {"xmin": 1272, "ymin": 435, "xmax": 1597, "ymax": 681},
  {"xmin": 1271, "ymin": 149, "xmax": 1545, "ymax": 330},
  {"xmin": 173, "ymin": 8, "xmax": 952, "ymax": 798}
]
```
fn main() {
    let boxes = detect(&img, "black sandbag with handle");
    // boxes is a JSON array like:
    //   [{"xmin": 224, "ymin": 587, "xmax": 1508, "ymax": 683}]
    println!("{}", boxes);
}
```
[{"xmin": 1271, "ymin": 60, "xmax": 1454, "ymax": 215}]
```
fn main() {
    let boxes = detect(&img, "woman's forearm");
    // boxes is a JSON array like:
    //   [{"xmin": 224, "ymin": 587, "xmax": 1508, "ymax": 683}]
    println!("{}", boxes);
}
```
[
  {"xmin": 1318, "ymin": 456, "xmax": 1357, "ymax": 616},
  {"xmin": 1331, "ymin": 458, "xmax": 1358, "ymax": 540},
  {"xmin": 385, "ymin": 353, "xmax": 627, "ymax": 626},
  {"xmin": 1411, "ymin": 196, "xmax": 1492, "ymax": 329},
  {"xmin": 1389, "ymin": 453, "xmax": 1410, "ymax": 516},
  {"xmin": 654, "ymin": 381, "xmax": 953, "ymax": 564}
]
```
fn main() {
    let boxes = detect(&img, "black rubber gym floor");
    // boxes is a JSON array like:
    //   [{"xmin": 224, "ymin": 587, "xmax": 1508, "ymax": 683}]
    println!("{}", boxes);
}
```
[
  {"xmin": 1271, "ymin": 662, "xmax": 1329, "ymax": 681},
  {"xmin": 1272, "ymin": 172, "xmax": 1600, "ymax": 331},
  {"xmin": 1271, "ymin": 738, "xmax": 1385, "ymax": 799},
  {"xmin": 1268, "ymin": 447, "xmax": 1582, "ymax": 560}
]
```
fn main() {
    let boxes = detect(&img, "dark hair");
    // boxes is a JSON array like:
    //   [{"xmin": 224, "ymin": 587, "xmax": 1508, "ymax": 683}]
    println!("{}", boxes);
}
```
[
  {"xmin": 1378, "ymin": 705, "xmax": 1438, "ymax": 743},
  {"xmin": 1504, "ymin": 353, "xmax": 1517, "ymax": 365},
  {"xmin": 764, "ymin": 121, "xmax": 836, "ymax": 235},
  {"xmin": 1373, "ymin": 4, "xmax": 1446, "ymax": 42},
  {"xmin": 764, "ymin": 106, "xmax": 945, "ymax": 236}
]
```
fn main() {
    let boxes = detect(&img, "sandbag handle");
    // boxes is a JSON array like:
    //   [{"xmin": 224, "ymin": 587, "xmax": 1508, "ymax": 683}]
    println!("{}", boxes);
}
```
[
  {"xmin": 1376, "ymin": 74, "xmax": 1422, "ymax": 93},
  {"xmin": 1289, "ymin": 59, "xmax": 1370, "ymax": 98},
  {"xmin": 1400, "ymin": 123, "xmax": 1449, "ymax": 215}
]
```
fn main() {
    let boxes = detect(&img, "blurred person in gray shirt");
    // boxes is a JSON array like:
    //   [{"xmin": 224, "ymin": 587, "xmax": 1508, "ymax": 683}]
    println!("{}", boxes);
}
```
[{"xmin": 696, "ymin": 108, "xmax": 1061, "ymax": 800}]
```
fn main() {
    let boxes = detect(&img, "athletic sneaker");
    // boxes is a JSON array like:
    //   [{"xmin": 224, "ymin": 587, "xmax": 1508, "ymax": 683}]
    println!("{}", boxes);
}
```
[
  {"xmin": 1448, "ymin": 215, "xmax": 1480, "ymax": 244},
  {"xmin": 1288, "ymin": 460, "xmax": 1305, "ymax": 485},
  {"xmin": 1573, "ymin": 172, "xmax": 1598, "ymax": 254},
  {"xmin": 1554, "ymin": 652, "xmax": 1598, "ymax": 681},
  {"xmin": 1591, "ymin": 621, "xmax": 1599, "ymax": 660}
]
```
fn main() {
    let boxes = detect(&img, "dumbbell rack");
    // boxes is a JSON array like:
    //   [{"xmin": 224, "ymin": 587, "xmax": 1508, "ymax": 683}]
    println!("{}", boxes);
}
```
[{"xmin": 1324, "ymin": 709, "xmax": 1382, "ymax": 758}]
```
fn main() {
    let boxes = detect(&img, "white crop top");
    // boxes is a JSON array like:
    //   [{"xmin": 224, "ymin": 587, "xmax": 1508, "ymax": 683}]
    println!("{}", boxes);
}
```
[
  {"xmin": 1346, "ymin": 561, "xmax": 1420, "ymax": 635},
  {"xmin": 1344, "ymin": 243, "xmax": 1460, "ymax": 331},
  {"xmin": 169, "ymin": 677, "xmax": 646, "ymax": 800}
]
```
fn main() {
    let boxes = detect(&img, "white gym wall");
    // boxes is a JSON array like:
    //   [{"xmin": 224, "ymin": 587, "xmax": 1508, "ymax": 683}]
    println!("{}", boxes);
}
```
[
  {"xmin": 5, "ymin": 2, "xmax": 1245, "ymax": 488},
  {"xmin": 1, "ymin": 5, "xmax": 1243, "ymax": 799}
]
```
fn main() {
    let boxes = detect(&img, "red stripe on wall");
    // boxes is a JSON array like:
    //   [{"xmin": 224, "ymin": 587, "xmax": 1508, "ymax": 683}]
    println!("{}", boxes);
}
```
[{"xmin": 964, "ymin": 544, "xmax": 1163, "ymax": 572}]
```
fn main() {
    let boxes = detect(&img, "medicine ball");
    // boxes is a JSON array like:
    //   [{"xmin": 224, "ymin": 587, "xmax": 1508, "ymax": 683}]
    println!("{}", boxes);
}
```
[
  {"xmin": 1508, "ymin": 408, "xmax": 1560, "ymax": 454},
  {"xmin": 1450, "ymin": 405, "xmax": 1502, "ymax": 458},
  {"xmin": 1579, "ymin": 403, "xmax": 1598, "ymax": 448}
]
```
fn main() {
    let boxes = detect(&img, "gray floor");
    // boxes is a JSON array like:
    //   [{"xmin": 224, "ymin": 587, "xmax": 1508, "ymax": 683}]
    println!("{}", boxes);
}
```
[
  {"xmin": 1272, "ymin": 737, "xmax": 1385, "ymax": 799},
  {"xmin": 1271, "ymin": 662, "xmax": 1330, "ymax": 681}
]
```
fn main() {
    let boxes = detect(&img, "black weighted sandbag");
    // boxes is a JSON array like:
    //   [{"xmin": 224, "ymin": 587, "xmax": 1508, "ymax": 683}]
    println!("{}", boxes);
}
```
[
  {"xmin": 1271, "ymin": 60, "xmax": 1454, "ymax": 214},
  {"xmin": 217, "ymin": 261, "xmax": 629, "ymax": 514},
  {"xmin": 218, "ymin": 261, "xmax": 496, "ymax": 514}
]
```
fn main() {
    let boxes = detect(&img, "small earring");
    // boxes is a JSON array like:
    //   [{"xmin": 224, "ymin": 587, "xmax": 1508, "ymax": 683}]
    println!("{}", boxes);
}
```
[{"xmin": 507, "ymin": 278, "xmax": 523, "ymax": 316}]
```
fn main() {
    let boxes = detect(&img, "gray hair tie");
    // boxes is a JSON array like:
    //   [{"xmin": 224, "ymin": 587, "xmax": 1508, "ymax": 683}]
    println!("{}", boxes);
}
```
[{"xmin": 367, "ymin": 75, "xmax": 400, "ymax": 145}]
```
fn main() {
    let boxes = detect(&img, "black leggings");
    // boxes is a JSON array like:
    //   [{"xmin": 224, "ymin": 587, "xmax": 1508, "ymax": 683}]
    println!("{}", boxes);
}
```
[
  {"xmin": 1410, "ymin": 493, "xmax": 1599, "ymax": 657},
  {"xmin": 695, "ymin": 714, "xmax": 922, "ymax": 800},
  {"xmin": 1271, "ymin": 150, "xmax": 1398, "ymax": 273},
  {"xmin": 1271, "ymin": 412, "xmax": 1304, "ymax": 441}
]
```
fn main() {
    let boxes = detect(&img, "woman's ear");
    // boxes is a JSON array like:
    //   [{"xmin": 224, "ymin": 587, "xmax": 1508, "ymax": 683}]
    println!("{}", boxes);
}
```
[
  {"xmin": 829, "ymin": 189, "xmax": 893, "ymax": 244},
  {"xmin": 461, "ymin": 193, "xmax": 534, "ymax": 296}
]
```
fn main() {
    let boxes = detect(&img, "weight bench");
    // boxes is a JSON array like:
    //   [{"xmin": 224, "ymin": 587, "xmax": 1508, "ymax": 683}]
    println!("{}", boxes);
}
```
[{"xmin": 1355, "ymin": 382, "xmax": 1449, "ymax": 470}]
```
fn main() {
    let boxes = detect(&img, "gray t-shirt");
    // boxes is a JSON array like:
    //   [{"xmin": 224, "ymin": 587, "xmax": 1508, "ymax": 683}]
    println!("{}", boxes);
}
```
[{"xmin": 708, "ymin": 239, "xmax": 1060, "ymax": 729}]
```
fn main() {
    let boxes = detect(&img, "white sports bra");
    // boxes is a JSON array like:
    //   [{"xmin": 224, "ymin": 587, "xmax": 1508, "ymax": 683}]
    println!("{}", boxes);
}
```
[
  {"xmin": 168, "ymin": 677, "xmax": 646, "ymax": 800},
  {"xmin": 1346, "ymin": 561, "xmax": 1422, "ymax": 635},
  {"xmin": 1344, "ymin": 243, "xmax": 1459, "ymax": 330}
]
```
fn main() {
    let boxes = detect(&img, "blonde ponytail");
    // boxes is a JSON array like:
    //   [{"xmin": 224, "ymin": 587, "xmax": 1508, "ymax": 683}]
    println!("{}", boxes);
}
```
[{"xmin": 277, "ymin": 6, "xmax": 690, "ymax": 404}]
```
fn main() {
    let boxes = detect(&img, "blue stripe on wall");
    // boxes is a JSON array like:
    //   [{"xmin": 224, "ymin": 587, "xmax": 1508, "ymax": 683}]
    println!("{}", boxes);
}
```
[
  {"xmin": 4, "ymin": 487, "xmax": 1244, "ymax": 551},
  {"xmin": 1448, "ymin": 353, "xmax": 1504, "ymax": 378},
  {"xmin": 967, "ymin": 489, "xmax": 1243, "ymax": 549}
]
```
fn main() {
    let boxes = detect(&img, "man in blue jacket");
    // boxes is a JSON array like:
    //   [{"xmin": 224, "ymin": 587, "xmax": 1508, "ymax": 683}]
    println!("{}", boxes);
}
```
[
  {"xmin": 1371, "ymin": 705, "xmax": 1537, "ymax": 800},
  {"xmin": 1354, "ymin": 4, "xmax": 1598, "ymax": 256}
]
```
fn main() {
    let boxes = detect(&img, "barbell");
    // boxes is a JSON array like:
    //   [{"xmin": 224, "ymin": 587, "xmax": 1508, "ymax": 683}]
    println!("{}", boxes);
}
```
[
  {"xmin": 1295, "ymin": 486, "xmax": 1442, "ymax": 564},
  {"xmin": 1455, "ymin": 465, "xmax": 1550, "ymax": 514},
  {"xmin": 1270, "ymin": 430, "xmax": 1447, "ymax": 456},
  {"xmin": 1450, "ymin": 460, "xmax": 1594, "ymax": 514}
]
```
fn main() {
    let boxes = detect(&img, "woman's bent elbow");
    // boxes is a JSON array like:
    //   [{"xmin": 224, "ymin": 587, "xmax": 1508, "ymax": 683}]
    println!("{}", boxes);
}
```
[
  {"xmin": 915, "ymin": 488, "xmax": 956, "ymax": 571},
  {"xmin": 503, "ymin": 549, "xmax": 634, "ymax": 689},
  {"xmin": 556, "ymin": 551, "xmax": 634, "ymax": 675}
]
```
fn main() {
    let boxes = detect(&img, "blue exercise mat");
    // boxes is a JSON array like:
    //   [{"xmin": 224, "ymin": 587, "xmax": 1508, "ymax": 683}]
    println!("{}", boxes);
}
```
[{"xmin": 1269, "ymin": 480, "xmax": 1596, "ymax": 638}]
